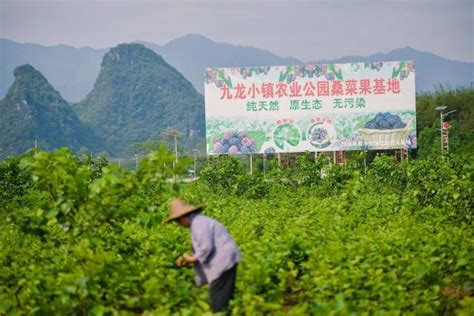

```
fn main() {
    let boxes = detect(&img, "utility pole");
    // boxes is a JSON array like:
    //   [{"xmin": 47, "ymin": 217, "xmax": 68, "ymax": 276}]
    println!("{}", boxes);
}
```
[
  {"xmin": 435, "ymin": 106, "xmax": 457, "ymax": 156},
  {"xmin": 162, "ymin": 128, "xmax": 182, "ymax": 181},
  {"xmin": 162, "ymin": 128, "xmax": 181, "ymax": 165},
  {"xmin": 193, "ymin": 149, "xmax": 198, "ymax": 179},
  {"xmin": 435, "ymin": 106, "xmax": 446, "ymax": 154},
  {"xmin": 173, "ymin": 135, "xmax": 178, "ymax": 164}
]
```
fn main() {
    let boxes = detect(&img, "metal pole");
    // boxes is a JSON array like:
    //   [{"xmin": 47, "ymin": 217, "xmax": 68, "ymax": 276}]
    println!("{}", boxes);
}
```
[
  {"xmin": 263, "ymin": 154, "xmax": 266, "ymax": 179},
  {"xmin": 440, "ymin": 111, "xmax": 443, "ymax": 155},
  {"xmin": 193, "ymin": 150, "xmax": 197, "ymax": 179},
  {"xmin": 174, "ymin": 135, "xmax": 178, "ymax": 164},
  {"xmin": 445, "ymin": 124, "xmax": 450, "ymax": 162},
  {"xmin": 135, "ymin": 154, "xmax": 139, "ymax": 171},
  {"xmin": 249, "ymin": 154, "xmax": 253, "ymax": 176}
]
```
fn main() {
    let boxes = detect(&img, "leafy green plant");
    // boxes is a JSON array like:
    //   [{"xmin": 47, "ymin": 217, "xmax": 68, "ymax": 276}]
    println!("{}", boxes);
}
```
[
  {"xmin": 0, "ymin": 155, "xmax": 31, "ymax": 206},
  {"xmin": 1, "ymin": 147, "xmax": 473, "ymax": 315}
]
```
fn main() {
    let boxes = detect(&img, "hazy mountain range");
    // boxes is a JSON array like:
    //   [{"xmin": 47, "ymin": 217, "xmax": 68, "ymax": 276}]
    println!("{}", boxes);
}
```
[{"xmin": 1, "ymin": 34, "xmax": 473, "ymax": 102}]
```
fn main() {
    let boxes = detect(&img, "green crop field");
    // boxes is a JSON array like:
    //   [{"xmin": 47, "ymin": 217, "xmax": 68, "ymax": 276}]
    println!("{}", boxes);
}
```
[{"xmin": 1, "ymin": 146, "xmax": 473, "ymax": 315}]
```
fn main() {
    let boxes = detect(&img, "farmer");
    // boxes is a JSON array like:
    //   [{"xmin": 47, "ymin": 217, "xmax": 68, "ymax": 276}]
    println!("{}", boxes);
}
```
[{"xmin": 167, "ymin": 199, "xmax": 241, "ymax": 313}]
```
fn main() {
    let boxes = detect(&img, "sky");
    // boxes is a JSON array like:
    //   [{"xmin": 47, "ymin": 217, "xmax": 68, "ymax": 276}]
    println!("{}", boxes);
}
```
[{"xmin": 0, "ymin": 0, "xmax": 473, "ymax": 62}]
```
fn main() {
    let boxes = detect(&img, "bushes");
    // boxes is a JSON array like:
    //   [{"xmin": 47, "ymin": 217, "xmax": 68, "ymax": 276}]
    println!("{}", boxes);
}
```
[
  {"xmin": 1, "ymin": 148, "xmax": 473, "ymax": 314},
  {"xmin": 0, "ymin": 156, "xmax": 31, "ymax": 206},
  {"xmin": 199, "ymin": 156, "xmax": 268, "ymax": 198}
]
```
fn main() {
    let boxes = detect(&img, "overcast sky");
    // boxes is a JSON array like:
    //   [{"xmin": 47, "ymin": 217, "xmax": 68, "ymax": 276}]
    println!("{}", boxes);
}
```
[{"xmin": 1, "ymin": 0, "xmax": 473, "ymax": 62}]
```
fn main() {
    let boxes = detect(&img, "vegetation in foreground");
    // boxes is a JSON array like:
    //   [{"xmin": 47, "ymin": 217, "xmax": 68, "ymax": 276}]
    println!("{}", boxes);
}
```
[{"xmin": 1, "ymin": 145, "xmax": 473, "ymax": 315}]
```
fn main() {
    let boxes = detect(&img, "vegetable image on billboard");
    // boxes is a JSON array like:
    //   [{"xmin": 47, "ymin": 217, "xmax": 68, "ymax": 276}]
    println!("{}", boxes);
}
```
[{"xmin": 273, "ymin": 122, "xmax": 301, "ymax": 150}]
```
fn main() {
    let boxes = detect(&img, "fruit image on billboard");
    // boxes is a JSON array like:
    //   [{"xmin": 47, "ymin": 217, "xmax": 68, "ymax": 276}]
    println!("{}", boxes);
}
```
[{"xmin": 204, "ymin": 61, "xmax": 416, "ymax": 155}]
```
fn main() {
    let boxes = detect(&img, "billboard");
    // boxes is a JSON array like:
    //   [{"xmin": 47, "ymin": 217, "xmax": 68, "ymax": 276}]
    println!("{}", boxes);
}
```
[{"xmin": 204, "ymin": 61, "xmax": 416, "ymax": 155}]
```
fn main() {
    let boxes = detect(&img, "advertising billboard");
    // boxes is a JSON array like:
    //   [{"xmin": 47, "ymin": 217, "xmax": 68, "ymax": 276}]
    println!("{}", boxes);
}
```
[{"xmin": 204, "ymin": 61, "xmax": 416, "ymax": 155}]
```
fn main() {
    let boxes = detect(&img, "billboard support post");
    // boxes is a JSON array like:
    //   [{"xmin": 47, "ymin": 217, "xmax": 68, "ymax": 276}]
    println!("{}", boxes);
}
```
[
  {"xmin": 249, "ymin": 154, "xmax": 253, "ymax": 176},
  {"xmin": 263, "ymin": 154, "xmax": 266, "ymax": 179}
]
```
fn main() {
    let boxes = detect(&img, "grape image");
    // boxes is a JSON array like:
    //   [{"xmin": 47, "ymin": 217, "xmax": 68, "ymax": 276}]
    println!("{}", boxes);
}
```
[
  {"xmin": 238, "ymin": 131, "xmax": 248, "ymax": 139},
  {"xmin": 211, "ymin": 130, "xmax": 259, "ymax": 154},
  {"xmin": 241, "ymin": 137, "xmax": 252, "ymax": 147},
  {"xmin": 364, "ymin": 112, "xmax": 407, "ymax": 130},
  {"xmin": 240, "ymin": 146, "xmax": 250, "ymax": 154},
  {"xmin": 228, "ymin": 137, "xmax": 240, "ymax": 147},
  {"xmin": 311, "ymin": 127, "xmax": 328, "ymax": 142},
  {"xmin": 308, "ymin": 122, "xmax": 332, "ymax": 149},
  {"xmin": 213, "ymin": 142, "xmax": 223, "ymax": 153},
  {"xmin": 223, "ymin": 130, "xmax": 234, "ymax": 140},
  {"xmin": 221, "ymin": 144, "xmax": 230, "ymax": 153},
  {"xmin": 228, "ymin": 145, "xmax": 239, "ymax": 154}
]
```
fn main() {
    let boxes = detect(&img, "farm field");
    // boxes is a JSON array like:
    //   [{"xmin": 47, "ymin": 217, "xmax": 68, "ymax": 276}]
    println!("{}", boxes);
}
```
[{"xmin": 1, "ymin": 148, "xmax": 473, "ymax": 315}]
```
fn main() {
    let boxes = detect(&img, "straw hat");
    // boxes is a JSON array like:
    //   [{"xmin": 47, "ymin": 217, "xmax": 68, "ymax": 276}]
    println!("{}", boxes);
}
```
[{"xmin": 167, "ymin": 199, "xmax": 202, "ymax": 222}]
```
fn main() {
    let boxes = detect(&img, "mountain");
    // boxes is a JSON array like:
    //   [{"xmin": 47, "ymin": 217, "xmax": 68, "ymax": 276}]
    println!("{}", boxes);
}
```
[
  {"xmin": 74, "ymin": 43, "xmax": 205, "ymax": 156},
  {"xmin": 1, "ymin": 35, "xmax": 473, "ymax": 99},
  {"xmin": 0, "ymin": 65, "xmax": 103, "ymax": 158},
  {"xmin": 0, "ymin": 38, "xmax": 106, "ymax": 102},
  {"xmin": 310, "ymin": 47, "xmax": 473, "ymax": 93},
  {"xmin": 138, "ymin": 34, "xmax": 302, "ymax": 94},
  {"xmin": 139, "ymin": 35, "xmax": 473, "ymax": 94}
]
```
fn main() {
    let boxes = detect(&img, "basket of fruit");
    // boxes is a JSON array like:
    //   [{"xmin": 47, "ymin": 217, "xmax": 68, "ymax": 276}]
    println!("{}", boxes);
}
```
[{"xmin": 359, "ymin": 112, "xmax": 412, "ymax": 148}]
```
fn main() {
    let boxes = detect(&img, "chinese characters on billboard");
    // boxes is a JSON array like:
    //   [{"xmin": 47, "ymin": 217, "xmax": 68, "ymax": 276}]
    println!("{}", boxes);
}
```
[{"xmin": 204, "ymin": 61, "xmax": 416, "ymax": 155}]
